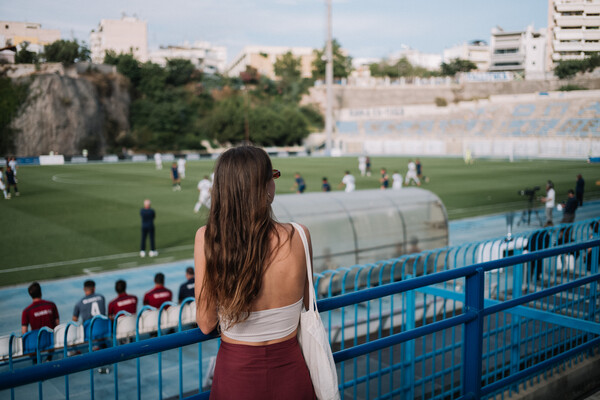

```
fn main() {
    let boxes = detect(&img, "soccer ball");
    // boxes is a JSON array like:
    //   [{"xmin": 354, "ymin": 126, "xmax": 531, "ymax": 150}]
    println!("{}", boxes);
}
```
[{"xmin": 556, "ymin": 204, "xmax": 563, "ymax": 212}]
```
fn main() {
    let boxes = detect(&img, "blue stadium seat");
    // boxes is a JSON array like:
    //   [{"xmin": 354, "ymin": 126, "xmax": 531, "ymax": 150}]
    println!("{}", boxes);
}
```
[
  {"xmin": 83, "ymin": 318, "xmax": 111, "ymax": 342},
  {"xmin": 22, "ymin": 329, "xmax": 54, "ymax": 355}
]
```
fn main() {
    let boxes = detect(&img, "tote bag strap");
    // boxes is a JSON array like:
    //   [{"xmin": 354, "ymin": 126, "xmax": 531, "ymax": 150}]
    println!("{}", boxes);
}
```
[{"xmin": 290, "ymin": 222, "xmax": 317, "ymax": 313}]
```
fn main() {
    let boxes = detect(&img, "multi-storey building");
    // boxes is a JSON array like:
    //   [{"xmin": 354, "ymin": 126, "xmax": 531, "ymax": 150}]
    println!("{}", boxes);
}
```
[
  {"xmin": 389, "ymin": 45, "xmax": 442, "ymax": 70},
  {"xmin": 547, "ymin": 0, "xmax": 600, "ymax": 69},
  {"xmin": 0, "ymin": 21, "xmax": 60, "ymax": 54},
  {"xmin": 90, "ymin": 16, "xmax": 148, "ymax": 63},
  {"xmin": 443, "ymin": 40, "xmax": 490, "ymax": 71},
  {"xmin": 489, "ymin": 25, "xmax": 546, "ymax": 78},
  {"xmin": 226, "ymin": 46, "xmax": 315, "ymax": 80},
  {"xmin": 149, "ymin": 41, "xmax": 227, "ymax": 74}
]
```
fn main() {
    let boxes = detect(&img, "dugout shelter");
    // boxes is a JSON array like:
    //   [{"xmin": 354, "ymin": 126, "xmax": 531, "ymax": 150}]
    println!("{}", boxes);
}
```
[{"xmin": 272, "ymin": 188, "xmax": 448, "ymax": 273}]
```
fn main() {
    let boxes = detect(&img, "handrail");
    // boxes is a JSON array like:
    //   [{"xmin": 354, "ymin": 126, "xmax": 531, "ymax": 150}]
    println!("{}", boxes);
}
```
[
  {"xmin": 158, "ymin": 301, "xmax": 176, "ymax": 400},
  {"xmin": 0, "ymin": 237, "xmax": 598, "ymax": 398},
  {"xmin": 135, "ymin": 305, "xmax": 156, "ymax": 400},
  {"xmin": 0, "ymin": 329, "xmax": 215, "ymax": 390},
  {"xmin": 62, "ymin": 321, "xmax": 79, "ymax": 400},
  {"xmin": 112, "ymin": 310, "xmax": 131, "ymax": 400}
]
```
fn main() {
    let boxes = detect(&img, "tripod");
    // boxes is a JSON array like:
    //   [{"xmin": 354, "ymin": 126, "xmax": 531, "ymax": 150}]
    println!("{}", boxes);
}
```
[{"xmin": 517, "ymin": 198, "xmax": 543, "ymax": 227}]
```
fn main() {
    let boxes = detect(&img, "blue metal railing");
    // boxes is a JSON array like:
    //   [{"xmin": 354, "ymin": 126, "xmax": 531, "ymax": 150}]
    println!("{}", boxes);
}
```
[{"xmin": 0, "ymin": 219, "xmax": 599, "ymax": 400}]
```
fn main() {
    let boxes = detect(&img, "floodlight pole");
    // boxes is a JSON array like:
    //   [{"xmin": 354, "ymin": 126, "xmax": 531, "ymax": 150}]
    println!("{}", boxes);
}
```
[{"xmin": 325, "ymin": 0, "xmax": 333, "ymax": 155}]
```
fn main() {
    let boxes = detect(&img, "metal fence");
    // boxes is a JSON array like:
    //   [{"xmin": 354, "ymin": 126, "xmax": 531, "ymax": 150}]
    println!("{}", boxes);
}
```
[{"xmin": 1, "ymin": 218, "xmax": 599, "ymax": 400}]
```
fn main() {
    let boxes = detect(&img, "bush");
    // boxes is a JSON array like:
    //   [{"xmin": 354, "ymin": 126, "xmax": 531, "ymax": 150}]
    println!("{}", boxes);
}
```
[
  {"xmin": 558, "ymin": 84, "xmax": 587, "ymax": 91},
  {"xmin": 435, "ymin": 97, "xmax": 448, "ymax": 107}
]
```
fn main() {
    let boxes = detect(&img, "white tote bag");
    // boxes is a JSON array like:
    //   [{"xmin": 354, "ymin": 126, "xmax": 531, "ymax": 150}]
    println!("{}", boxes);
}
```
[{"xmin": 292, "ymin": 222, "xmax": 340, "ymax": 400}]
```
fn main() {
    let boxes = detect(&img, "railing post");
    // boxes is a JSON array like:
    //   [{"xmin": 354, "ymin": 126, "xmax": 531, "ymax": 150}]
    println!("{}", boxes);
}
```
[
  {"xmin": 588, "ymin": 245, "xmax": 599, "ymax": 352},
  {"xmin": 511, "ymin": 261, "xmax": 523, "ymax": 391},
  {"xmin": 463, "ymin": 268, "xmax": 484, "ymax": 400},
  {"xmin": 402, "ymin": 275, "xmax": 415, "ymax": 400}
]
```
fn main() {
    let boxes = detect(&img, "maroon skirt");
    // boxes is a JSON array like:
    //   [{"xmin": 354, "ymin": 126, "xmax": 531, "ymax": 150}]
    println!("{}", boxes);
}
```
[{"xmin": 210, "ymin": 336, "xmax": 316, "ymax": 400}]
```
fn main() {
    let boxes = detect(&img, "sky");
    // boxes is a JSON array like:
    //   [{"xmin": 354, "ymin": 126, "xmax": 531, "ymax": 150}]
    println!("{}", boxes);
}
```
[{"xmin": 1, "ymin": 0, "xmax": 548, "ymax": 64}]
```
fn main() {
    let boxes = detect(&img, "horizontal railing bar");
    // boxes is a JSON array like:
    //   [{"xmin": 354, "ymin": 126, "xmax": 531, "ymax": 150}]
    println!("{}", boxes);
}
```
[
  {"xmin": 480, "ymin": 336, "xmax": 600, "ymax": 396},
  {"xmin": 483, "ymin": 273, "xmax": 600, "ymax": 317},
  {"xmin": 318, "ymin": 239, "xmax": 600, "ymax": 313},
  {"xmin": 420, "ymin": 284, "xmax": 600, "ymax": 335},
  {"xmin": 333, "ymin": 312, "xmax": 475, "ymax": 363},
  {"xmin": 0, "ymin": 329, "xmax": 215, "ymax": 391}
]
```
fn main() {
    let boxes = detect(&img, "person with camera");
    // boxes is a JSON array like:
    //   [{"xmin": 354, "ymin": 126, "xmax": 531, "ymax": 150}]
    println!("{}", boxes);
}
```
[
  {"xmin": 540, "ymin": 181, "xmax": 555, "ymax": 225},
  {"xmin": 560, "ymin": 189, "xmax": 578, "ymax": 224}
]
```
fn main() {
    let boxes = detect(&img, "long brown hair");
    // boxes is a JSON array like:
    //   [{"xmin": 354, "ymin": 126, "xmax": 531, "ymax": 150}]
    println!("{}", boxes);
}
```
[{"xmin": 202, "ymin": 146, "xmax": 278, "ymax": 328}]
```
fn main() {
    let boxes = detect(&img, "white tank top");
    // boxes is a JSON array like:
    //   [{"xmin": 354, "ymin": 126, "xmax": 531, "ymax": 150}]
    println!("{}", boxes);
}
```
[{"xmin": 220, "ymin": 298, "xmax": 303, "ymax": 342}]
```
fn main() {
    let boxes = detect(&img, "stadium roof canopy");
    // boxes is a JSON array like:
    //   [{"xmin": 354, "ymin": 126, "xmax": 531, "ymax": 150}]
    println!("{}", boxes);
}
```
[{"xmin": 272, "ymin": 188, "xmax": 448, "ymax": 273}]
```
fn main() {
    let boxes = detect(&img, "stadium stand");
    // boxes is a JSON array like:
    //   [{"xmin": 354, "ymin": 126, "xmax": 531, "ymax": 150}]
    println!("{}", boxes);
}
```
[{"xmin": 335, "ymin": 90, "xmax": 600, "ymax": 158}]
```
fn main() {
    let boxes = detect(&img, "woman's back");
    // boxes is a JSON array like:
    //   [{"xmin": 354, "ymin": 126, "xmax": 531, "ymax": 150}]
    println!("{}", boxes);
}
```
[{"xmin": 194, "ymin": 146, "xmax": 316, "ymax": 399}]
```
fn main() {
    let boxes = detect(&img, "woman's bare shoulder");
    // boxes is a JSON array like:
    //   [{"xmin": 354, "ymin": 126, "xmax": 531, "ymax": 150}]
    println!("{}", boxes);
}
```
[{"xmin": 195, "ymin": 226, "xmax": 207, "ymax": 241}]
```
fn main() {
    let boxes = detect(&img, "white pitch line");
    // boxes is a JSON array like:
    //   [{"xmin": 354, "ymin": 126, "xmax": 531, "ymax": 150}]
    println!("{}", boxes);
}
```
[{"xmin": 0, "ymin": 245, "xmax": 193, "ymax": 274}]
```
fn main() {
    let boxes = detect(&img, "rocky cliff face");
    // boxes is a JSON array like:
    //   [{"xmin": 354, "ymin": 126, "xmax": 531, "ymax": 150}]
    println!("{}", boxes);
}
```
[{"xmin": 7, "ymin": 64, "xmax": 130, "ymax": 157}]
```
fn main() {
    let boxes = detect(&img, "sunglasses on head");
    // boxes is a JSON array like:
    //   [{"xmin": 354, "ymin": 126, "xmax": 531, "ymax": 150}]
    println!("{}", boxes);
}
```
[{"xmin": 272, "ymin": 169, "xmax": 281, "ymax": 179}]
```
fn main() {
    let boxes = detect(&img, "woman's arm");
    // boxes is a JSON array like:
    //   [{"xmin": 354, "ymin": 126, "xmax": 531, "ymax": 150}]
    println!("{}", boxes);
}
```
[{"xmin": 194, "ymin": 226, "xmax": 219, "ymax": 335}]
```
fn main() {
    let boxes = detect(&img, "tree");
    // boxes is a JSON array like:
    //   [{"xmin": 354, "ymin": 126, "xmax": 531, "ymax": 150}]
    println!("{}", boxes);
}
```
[
  {"xmin": 240, "ymin": 66, "xmax": 260, "ymax": 84},
  {"xmin": 43, "ymin": 39, "xmax": 90, "ymax": 65},
  {"xmin": 166, "ymin": 58, "xmax": 198, "ymax": 86},
  {"xmin": 440, "ymin": 58, "xmax": 477, "ymax": 77},
  {"xmin": 312, "ymin": 39, "xmax": 353, "ymax": 80},
  {"xmin": 138, "ymin": 62, "xmax": 168, "ymax": 97},
  {"xmin": 554, "ymin": 53, "xmax": 600, "ymax": 79},
  {"xmin": 104, "ymin": 51, "xmax": 141, "ymax": 87},
  {"xmin": 274, "ymin": 51, "xmax": 302, "ymax": 81},
  {"xmin": 15, "ymin": 42, "xmax": 38, "ymax": 64},
  {"xmin": 0, "ymin": 77, "xmax": 29, "ymax": 154}
]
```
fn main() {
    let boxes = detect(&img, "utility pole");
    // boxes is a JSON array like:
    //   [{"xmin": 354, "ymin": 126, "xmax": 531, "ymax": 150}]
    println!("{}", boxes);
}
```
[{"xmin": 325, "ymin": 0, "xmax": 333, "ymax": 155}]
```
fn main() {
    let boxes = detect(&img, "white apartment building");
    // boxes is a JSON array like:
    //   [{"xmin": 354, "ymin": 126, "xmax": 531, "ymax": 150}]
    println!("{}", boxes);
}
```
[
  {"xmin": 149, "ymin": 42, "xmax": 227, "ymax": 73},
  {"xmin": 443, "ymin": 40, "xmax": 490, "ymax": 71},
  {"xmin": 90, "ymin": 16, "xmax": 148, "ymax": 63},
  {"xmin": 547, "ymin": 0, "xmax": 600, "ymax": 69},
  {"xmin": 0, "ymin": 21, "xmax": 60, "ymax": 54},
  {"xmin": 389, "ymin": 45, "xmax": 442, "ymax": 70},
  {"xmin": 489, "ymin": 26, "xmax": 546, "ymax": 78},
  {"xmin": 226, "ymin": 46, "xmax": 315, "ymax": 80}
]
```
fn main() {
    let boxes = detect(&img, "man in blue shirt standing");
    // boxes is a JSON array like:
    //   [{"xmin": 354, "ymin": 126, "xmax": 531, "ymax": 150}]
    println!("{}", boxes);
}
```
[{"xmin": 140, "ymin": 199, "xmax": 157, "ymax": 257}]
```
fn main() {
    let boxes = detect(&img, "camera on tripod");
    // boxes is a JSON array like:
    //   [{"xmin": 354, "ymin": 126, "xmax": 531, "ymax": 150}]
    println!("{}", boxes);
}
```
[{"xmin": 518, "ymin": 186, "xmax": 541, "ymax": 200}]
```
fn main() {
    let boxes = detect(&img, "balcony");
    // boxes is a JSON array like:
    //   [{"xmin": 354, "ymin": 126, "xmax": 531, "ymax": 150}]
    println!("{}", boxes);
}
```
[
  {"xmin": 552, "ymin": 52, "xmax": 585, "ymax": 61},
  {"xmin": 553, "ymin": 40, "xmax": 600, "ymax": 52},
  {"xmin": 555, "ymin": 14, "xmax": 600, "ymax": 27},
  {"xmin": 490, "ymin": 52, "xmax": 525, "ymax": 65}
]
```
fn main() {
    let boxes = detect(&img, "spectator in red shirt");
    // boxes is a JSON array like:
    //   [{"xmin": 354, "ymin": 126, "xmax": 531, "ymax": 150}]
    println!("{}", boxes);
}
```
[
  {"xmin": 108, "ymin": 280, "xmax": 138, "ymax": 320},
  {"xmin": 21, "ymin": 282, "xmax": 60, "ymax": 334},
  {"xmin": 143, "ymin": 273, "xmax": 173, "ymax": 309}
]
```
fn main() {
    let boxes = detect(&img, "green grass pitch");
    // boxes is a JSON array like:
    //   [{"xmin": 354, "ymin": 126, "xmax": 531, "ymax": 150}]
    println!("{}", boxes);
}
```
[{"xmin": 0, "ymin": 156, "xmax": 598, "ymax": 286}]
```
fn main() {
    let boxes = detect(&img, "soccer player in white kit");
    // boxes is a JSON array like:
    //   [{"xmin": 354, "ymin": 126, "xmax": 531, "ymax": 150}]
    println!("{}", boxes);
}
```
[
  {"xmin": 404, "ymin": 160, "xmax": 421, "ymax": 186},
  {"xmin": 341, "ymin": 171, "xmax": 356, "ymax": 192},
  {"xmin": 358, "ymin": 156, "xmax": 367, "ymax": 177},
  {"xmin": 177, "ymin": 158, "xmax": 186, "ymax": 179},
  {"xmin": 194, "ymin": 175, "xmax": 212, "ymax": 213},
  {"xmin": 392, "ymin": 171, "xmax": 403, "ymax": 190},
  {"xmin": 154, "ymin": 153, "xmax": 162, "ymax": 170}
]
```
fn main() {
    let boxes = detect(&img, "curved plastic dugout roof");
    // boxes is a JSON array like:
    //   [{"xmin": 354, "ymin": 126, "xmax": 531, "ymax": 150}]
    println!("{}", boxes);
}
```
[{"xmin": 272, "ymin": 188, "xmax": 448, "ymax": 272}]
